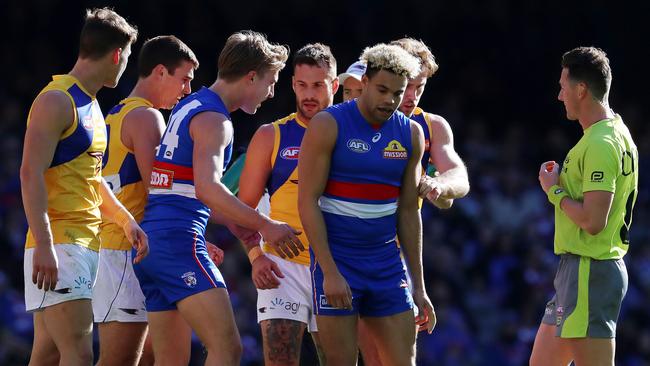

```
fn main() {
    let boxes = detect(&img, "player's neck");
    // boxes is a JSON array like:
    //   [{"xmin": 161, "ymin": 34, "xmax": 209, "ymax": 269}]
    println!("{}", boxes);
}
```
[
  {"xmin": 129, "ymin": 79, "xmax": 159, "ymax": 108},
  {"xmin": 295, "ymin": 110, "xmax": 312, "ymax": 125},
  {"xmin": 578, "ymin": 101, "xmax": 614, "ymax": 131},
  {"xmin": 209, "ymin": 79, "xmax": 241, "ymax": 113},
  {"xmin": 69, "ymin": 59, "xmax": 107, "ymax": 97}
]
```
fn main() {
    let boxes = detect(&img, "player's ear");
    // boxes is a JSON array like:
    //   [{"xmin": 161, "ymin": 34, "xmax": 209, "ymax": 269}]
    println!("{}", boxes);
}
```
[
  {"xmin": 111, "ymin": 48, "xmax": 122, "ymax": 65},
  {"xmin": 246, "ymin": 70, "xmax": 257, "ymax": 84},
  {"xmin": 153, "ymin": 64, "xmax": 167, "ymax": 79},
  {"xmin": 331, "ymin": 77, "xmax": 340, "ymax": 95},
  {"xmin": 291, "ymin": 76, "xmax": 297, "ymax": 93}
]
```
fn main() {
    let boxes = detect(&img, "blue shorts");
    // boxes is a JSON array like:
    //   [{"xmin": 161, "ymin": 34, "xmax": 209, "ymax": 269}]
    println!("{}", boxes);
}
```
[
  {"xmin": 133, "ymin": 229, "xmax": 226, "ymax": 312},
  {"xmin": 310, "ymin": 241, "xmax": 413, "ymax": 317}
]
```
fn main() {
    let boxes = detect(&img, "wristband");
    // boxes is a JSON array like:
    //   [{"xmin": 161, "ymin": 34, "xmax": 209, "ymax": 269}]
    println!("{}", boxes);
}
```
[
  {"xmin": 247, "ymin": 246, "xmax": 263, "ymax": 264},
  {"xmin": 547, "ymin": 184, "xmax": 569, "ymax": 207},
  {"xmin": 114, "ymin": 207, "xmax": 134, "ymax": 229}
]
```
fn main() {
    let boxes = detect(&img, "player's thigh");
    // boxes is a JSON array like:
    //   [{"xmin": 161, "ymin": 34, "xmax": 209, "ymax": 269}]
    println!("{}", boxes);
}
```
[
  {"xmin": 147, "ymin": 310, "xmax": 191, "ymax": 366},
  {"xmin": 42, "ymin": 299, "xmax": 94, "ymax": 361},
  {"xmin": 529, "ymin": 323, "xmax": 572, "ymax": 366},
  {"xmin": 260, "ymin": 319, "xmax": 306, "ymax": 366},
  {"xmin": 176, "ymin": 288, "xmax": 241, "ymax": 353},
  {"xmin": 362, "ymin": 309, "xmax": 416, "ymax": 366},
  {"xmin": 315, "ymin": 314, "xmax": 359, "ymax": 366},
  {"xmin": 29, "ymin": 311, "xmax": 60, "ymax": 366},
  {"xmin": 357, "ymin": 319, "xmax": 384, "ymax": 366},
  {"xmin": 97, "ymin": 321, "xmax": 148, "ymax": 366},
  {"xmin": 569, "ymin": 337, "xmax": 615, "ymax": 366}
]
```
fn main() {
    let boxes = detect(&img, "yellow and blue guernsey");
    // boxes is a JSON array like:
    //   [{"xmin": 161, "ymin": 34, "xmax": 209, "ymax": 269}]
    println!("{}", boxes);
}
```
[
  {"xmin": 100, "ymin": 97, "xmax": 153, "ymax": 251},
  {"xmin": 410, "ymin": 107, "xmax": 437, "ymax": 175},
  {"xmin": 265, "ymin": 113, "xmax": 310, "ymax": 265},
  {"xmin": 25, "ymin": 75, "xmax": 107, "ymax": 252}
]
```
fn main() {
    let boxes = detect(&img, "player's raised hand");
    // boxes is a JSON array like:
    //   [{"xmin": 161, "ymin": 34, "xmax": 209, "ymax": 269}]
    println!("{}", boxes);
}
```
[
  {"xmin": 206, "ymin": 241, "xmax": 224, "ymax": 266},
  {"xmin": 260, "ymin": 219, "xmax": 305, "ymax": 258},
  {"xmin": 251, "ymin": 255, "xmax": 285, "ymax": 289},
  {"xmin": 32, "ymin": 244, "xmax": 59, "ymax": 291},
  {"xmin": 123, "ymin": 220, "xmax": 149, "ymax": 264},
  {"xmin": 323, "ymin": 271, "xmax": 353, "ymax": 310},
  {"xmin": 413, "ymin": 288, "xmax": 436, "ymax": 334}
]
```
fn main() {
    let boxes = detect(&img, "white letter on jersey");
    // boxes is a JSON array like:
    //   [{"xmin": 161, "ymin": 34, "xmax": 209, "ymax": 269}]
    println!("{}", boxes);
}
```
[{"xmin": 162, "ymin": 100, "xmax": 202, "ymax": 160}]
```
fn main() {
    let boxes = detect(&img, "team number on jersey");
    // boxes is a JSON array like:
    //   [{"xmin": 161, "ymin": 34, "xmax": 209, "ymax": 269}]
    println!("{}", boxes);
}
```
[{"xmin": 161, "ymin": 100, "xmax": 202, "ymax": 160}]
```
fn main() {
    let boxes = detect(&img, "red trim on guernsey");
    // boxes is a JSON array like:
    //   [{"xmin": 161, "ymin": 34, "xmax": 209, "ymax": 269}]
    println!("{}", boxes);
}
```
[
  {"xmin": 152, "ymin": 161, "xmax": 194, "ymax": 181},
  {"xmin": 325, "ymin": 180, "xmax": 400, "ymax": 201},
  {"xmin": 193, "ymin": 233, "xmax": 218, "ymax": 288}
]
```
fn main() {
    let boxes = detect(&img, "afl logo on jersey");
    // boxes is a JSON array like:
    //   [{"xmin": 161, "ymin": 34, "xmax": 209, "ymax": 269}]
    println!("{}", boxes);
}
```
[
  {"xmin": 82, "ymin": 115, "xmax": 94, "ymax": 130},
  {"xmin": 280, "ymin": 146, "xmax": 300, "ymax": 160},
  {"xmin": 347, "ymin": 139, "xmax": 370, "ymax": 153}
]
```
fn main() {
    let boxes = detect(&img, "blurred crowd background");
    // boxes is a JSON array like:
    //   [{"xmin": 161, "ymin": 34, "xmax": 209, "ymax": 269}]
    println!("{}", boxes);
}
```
[{"xmin": 1, "ymin": 0, "xmax": 648, "ymax": 365}]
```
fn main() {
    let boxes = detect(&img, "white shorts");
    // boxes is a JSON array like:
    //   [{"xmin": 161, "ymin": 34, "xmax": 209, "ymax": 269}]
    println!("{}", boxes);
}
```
[
  {"xmin": 92, "ymin": 248, "xmax": 147, "ymax": 323},
  {"xmin": 24, "ymin": 244, "xmax": 99, "ymax": 312},
  {"xmin": 257, "ymin": 254, "xmax": 317, "ymax": 332}
]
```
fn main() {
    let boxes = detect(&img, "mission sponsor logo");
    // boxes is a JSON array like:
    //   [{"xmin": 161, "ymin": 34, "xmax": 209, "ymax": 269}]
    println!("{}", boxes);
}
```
[
  {"xmin": 151, "ymin": 167, "xmax": 173, "ymax": 189},
  {"xmin": 347, "ymin": 139, "xmax": 370, "ymax": 153},
  {"xmin": 280, "ymin": 146, "xmax": 300, "ymax": 160},
  {"xmin": 383, "ymin": 140, "xmax": 408, "ymax": 159}
]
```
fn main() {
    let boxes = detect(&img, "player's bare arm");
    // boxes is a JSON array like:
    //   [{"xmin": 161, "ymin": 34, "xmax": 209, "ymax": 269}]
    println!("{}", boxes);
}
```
[
  {"xmin": 191, "ymin": 111, "xmax": 303, "ymax": 258},
  {"xmin": 99, "ymin": 179, "xmax": 149, "ymax": 263},
  {"xmin": 20, "ymin": 91, "xmax": 74, "ymax": 290},
  {"xmin": 121, "ymin": 106, "xmax": 166, "ymax": 190},
  {"xmin": 418, "ymin": 114, "xmax": 469, "ymax": 206},
  {"xmin": 539, "ymin": 161, "xmax": 614, "ymax": 235},
  {"xmin": 298, "ymin": 111, "xmax": 351, "ymax": 310},
  {"xmin": 239, "ymin": 124, "xmax": 288, "ymax": 289},
  {"xmin": 399, "ymin": 121, "xmax": 435, "ymax": 333}
]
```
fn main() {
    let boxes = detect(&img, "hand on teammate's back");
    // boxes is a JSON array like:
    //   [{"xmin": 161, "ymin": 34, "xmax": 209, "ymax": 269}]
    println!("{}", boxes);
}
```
[
  {"xmin": 259, "ymin": 219, "xmax": 304, "ymax": 258},
  {"xmin": 32, "ymin": 244, "xmax": 59, "ymax": 291},
  {"xmin": 251, "ymin": 255, "xmax": 285, "ymax": 289},
  {"xmin": 123, "ymin": 220, "xmax": 149, "ymax": 264}
]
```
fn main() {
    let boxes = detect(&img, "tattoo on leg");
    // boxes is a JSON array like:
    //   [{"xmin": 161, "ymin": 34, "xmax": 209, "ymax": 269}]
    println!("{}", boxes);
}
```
[{"xmin": 263, "ymin": 319, "xmax": 305, "ymax": 365}]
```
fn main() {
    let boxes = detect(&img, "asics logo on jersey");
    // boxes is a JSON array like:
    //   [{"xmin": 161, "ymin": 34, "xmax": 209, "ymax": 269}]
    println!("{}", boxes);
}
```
[
  {"xmin": 151, "ymin": 168, "xmax": 173, "ymax": 189},
  {"xmin": 280, "ymin": 146, "xmax": 300, "ymax": 160},
  {"xmin": 347, "ymin": 139, "xmax": 370, "ymax": 153},
  {"xmin": 372, "ymin": 132, "xmax": 382, "ymax": 143}
]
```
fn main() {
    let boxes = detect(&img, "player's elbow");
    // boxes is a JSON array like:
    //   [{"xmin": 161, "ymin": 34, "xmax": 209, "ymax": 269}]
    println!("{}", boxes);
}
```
[{"xmin": 19, "ymin": 164, "xmax": 41, "ymax": 187}]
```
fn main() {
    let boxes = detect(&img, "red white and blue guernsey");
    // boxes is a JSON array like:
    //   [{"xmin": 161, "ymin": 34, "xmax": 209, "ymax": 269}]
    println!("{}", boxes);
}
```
[
  {"xmin": 311, "ymin": 99, "xmax": 415, "ymax": 317},
  {"xmin": 134, "ymin": 87, "xmax": 233, "ymax": 312}
]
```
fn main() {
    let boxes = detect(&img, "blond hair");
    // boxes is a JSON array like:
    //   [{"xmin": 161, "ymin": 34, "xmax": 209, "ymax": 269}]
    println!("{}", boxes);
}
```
[
  {"xmin": 391, "ymin": 38, "xmax": 439, "ymax": 78},
  {"xmin": 360, "ymin": 44, "xmax": 420, "ymax": 80},
  {"xmin": 218, "ymin": 30, "xmax": 289, "ymax": 82}
]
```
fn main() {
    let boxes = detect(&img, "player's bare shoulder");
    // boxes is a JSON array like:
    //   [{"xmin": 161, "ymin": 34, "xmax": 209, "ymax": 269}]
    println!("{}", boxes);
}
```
[
  {"xmin": 29, "ymin": 90, "xmax": 75, "ymax": 131},
  {"xmin": 423, "ymin": 112, "xmax": 454, "ymax": 144}
]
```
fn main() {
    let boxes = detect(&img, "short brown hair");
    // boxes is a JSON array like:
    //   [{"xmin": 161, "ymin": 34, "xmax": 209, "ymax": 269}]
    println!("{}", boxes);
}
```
[
  {"xmin": 391, "ymin": 38, "xmax": 438, "ymax": 78},
  {"xmin": 561, "ymin": 47, "xmax": 612, "ymax": 102},
  {"xmin": 292, "ymin": 43, "xmax": 337, "ymax": 79},
  {"xmin": 138, "ymin": 35, "xmax": 199, "ymax": 78},
  {"xmin": 79, "ymin": 8, "xmax": 138, "ymax": 60},
  {"xmin": 217, "ymin": 30, "xmax": 289, "ymax": 82}
]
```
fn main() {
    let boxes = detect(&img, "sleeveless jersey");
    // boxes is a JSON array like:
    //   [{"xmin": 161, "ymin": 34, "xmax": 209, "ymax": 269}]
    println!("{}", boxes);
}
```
[
  {"xmin": 321, "ymin": 100, "xmax": 412, "ymax": 255},
  {"xmin": 141, "ymin": 87, "xmax": 233, "ymax": 236},
  {"xmin": 100, "ymin": 97, "xmax": 153, "ymax": 250},
  {"xmin": 25, "ymin": 75, "xmax": 107, "ymax": 251},
  {"xmin": 265, "ymin": 113, "xmax": 309, "ymax": 265}
]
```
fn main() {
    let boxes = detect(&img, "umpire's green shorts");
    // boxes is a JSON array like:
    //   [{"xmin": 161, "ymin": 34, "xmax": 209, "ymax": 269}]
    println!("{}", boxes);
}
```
[{"xmin": 541, "ymin": 253, "xmax": 628, "ymax": 338}]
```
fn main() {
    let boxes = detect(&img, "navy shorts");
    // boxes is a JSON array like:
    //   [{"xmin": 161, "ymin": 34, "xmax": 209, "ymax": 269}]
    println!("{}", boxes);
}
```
[
  {"xmin": 134, "ymin": 229, "xmax": 226, "ymax": 312},
  {"xmin": 310, "ymin": 240, "xmax": 413, "ymax": 317}
]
